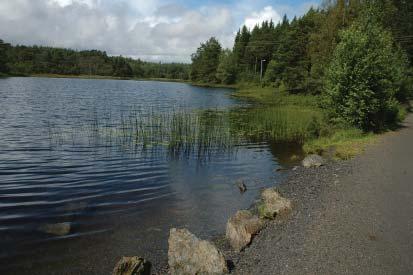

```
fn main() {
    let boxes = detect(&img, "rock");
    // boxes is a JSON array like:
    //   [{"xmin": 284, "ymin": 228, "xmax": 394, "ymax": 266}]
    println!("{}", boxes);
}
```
[
  {"xmin": 168, "ymin": 228, "xmax": 228, "ymax": 275},
  {"xmin": 226, "ymin": 210, "xmax": 263, "ymax": 251},
  {"xmin": 302, "ymin": 154, "xmax": 325, "ymax": 168},
  {"xmin": 38, "ymin": 222, "xmax": 71, "ymax": 236},
  {"xmin": 112, "ymin": 256, "xmax": 151, "ymax": 275},
  {"xmin": 258, "ymin": 188, "xmax": 292, "ymax": 219},
  {"xmin": 236, "ymin": 181, "xmax": 247, "ymax": 193}
]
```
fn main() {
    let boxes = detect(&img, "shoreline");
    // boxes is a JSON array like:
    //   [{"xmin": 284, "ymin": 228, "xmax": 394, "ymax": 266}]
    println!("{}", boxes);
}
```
[
  {"xmin": 152, "ymin": 157, "xmax": 348, "ymax": 274},
  {"xmin": 1, "ymin": 73, "xmax": 242, "ymax": 89},
  {"xmin": 218, "ymin": 160, "xmax": 351, "ymax": 274},
  {"xmin": 1, "ymin": 73, "xmax": 191, "ymax": 83},
  {"xmin": 209, "ymin": 160, "xmax": 352, "ymax": 274},
  {"xmin": 215, "ymin": 114, "xmax": 412, "ymax": 274}
]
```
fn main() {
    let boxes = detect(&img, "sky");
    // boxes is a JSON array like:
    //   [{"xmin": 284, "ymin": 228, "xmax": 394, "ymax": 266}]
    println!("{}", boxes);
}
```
[{"xmin": 0, "ymin": 0, "xmax": 319, "ymax": 63}]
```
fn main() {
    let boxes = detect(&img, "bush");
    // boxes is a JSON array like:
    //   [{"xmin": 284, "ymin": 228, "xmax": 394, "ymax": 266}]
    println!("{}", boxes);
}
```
[{"xmin": 324, "ymin": 18, "xmax": 409, "ymax": 131}]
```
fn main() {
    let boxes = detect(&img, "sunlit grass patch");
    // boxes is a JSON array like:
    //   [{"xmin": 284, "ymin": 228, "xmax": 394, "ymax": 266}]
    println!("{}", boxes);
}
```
[
  {"xmin": 233, "ymin": 87, "xmax": 320, "ymax": 108},
  {"xmin": 303, "ymin": 128, "xmax": 377, "ymax": 160},
  {"xmin": 231, "ymin": 105, "xmax": 322, "ymax": 144}
]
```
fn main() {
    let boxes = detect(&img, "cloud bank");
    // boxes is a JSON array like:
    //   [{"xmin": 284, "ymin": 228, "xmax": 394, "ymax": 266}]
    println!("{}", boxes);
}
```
[{"xmin": 0, "ymin": 0, "xmax": 318, "ymax": 62}]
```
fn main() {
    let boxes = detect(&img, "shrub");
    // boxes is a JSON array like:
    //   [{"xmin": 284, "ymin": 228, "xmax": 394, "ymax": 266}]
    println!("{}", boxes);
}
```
[{"xmin": 324, "ymin": 18, "xmax": 409, "ymax": 131}]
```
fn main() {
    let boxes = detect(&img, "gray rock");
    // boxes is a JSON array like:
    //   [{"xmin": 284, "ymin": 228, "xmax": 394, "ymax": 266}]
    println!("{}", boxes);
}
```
[
  {"xmin": 226, "ymin": 210, "xmax": 263, "ymax": 251},
  {"xmin": 168, "ymin": 228, "xmax": 228, "ymax": 275},
  {"xmin": 38, "ymin": 222, "xmax": 71, "ymax": 236},
  {"xmin": 258, "ymin": 188, "xmax": 292, "ymax": 219},
  {"xmin": 112, "ymin": 256, "xmax": 151, "ymax": 275},
  {"xmin": 302, "ymin": 154, "xmax": 326, "ymax": 168}
]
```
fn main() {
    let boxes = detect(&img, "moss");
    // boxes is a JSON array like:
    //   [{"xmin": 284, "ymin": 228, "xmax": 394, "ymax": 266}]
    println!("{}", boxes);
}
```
[{"xmin": 257, "ymin": 202, "xmax": 276, "ymax": 219}]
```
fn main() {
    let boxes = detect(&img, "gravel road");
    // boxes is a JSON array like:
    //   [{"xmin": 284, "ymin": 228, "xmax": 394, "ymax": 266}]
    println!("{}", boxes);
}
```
[{"xmin": 230, "ymin": 114, "xmax": 413, "ymax": 275}]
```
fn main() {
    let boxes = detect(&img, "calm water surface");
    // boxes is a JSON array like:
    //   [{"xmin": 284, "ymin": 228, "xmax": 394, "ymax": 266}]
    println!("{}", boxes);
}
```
[{"xmin": 0, "ymin": 77, "xmax": 298, "ymax": 274}]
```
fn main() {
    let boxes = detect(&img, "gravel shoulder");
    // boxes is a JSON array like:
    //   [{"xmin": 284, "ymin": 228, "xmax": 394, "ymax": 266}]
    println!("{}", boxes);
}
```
[{"xmin": 227, "ymin": 114, "xmax": 413, "ymax": 275}]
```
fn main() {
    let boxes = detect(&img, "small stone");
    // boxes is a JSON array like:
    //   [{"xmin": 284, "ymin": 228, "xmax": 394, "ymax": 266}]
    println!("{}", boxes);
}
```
[
  {"xmin": 226, "ymin": 210, "xmax": 263, "ymax": 251},
  {"xmin": 38, "ymin": 222, "xmax": 71, "ymax": 236},
  {"xmin": 113, "ymin": 256, "xmax": 151, "ymax": 275},
  {"xmin": 302, "ymin": 154, "xmax": 326, "ymax": 168},
  {"xmin": 258, "ymin": 188, "xmax": 292, "ymax": 219},
  {"xmin": 168, "ymin": 228, "xmax": 228, "ymax": 275},
  {"xmin": 237, "ymin": 181, "xmax": 247, "ymax": 193}
]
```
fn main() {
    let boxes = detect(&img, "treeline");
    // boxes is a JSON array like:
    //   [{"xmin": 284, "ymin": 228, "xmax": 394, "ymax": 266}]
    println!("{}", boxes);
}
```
[
  {"xmin": 190, "ymin": 0, "xmax": 413, "ymax": 131},
  {"xmin": 191, "ymin": 0, "xmax": 412, "ymax": 91},
  {"xmin": 0, "ymin": 43, "xmax": 190, "ymax": 80}
]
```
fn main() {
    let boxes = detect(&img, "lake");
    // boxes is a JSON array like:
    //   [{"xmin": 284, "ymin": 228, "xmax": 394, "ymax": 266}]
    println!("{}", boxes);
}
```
[{"xmin": 0, "ymin": 77, "xmax": 300, "ymax": 274}]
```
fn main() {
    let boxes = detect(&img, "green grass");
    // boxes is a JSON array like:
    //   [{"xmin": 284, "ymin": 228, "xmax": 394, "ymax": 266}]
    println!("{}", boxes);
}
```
[
  {"xmin": 233, "ymin": 86, "xmax": 380, "ymax": 160},
  {"xmin": 48, "ymin": 109, "xmax": 239, "ymax": 159},
  {"xmin": 47, "ymin": 84, "xmax": 391, "ymax": 160},
  {"xmin": 230, "ymin": 106, "xmax": 322, "ymax": 143},
  {"xmin": 303, "ymin": 128, "xmax": 377, "ymax": 160},
  {"xmin": 233, "ymin": 86, "xmax": 320, "ymax": 107},
  {"xmin": 191, "ymin": 82, "xmax": 238, "ymax": 89}
]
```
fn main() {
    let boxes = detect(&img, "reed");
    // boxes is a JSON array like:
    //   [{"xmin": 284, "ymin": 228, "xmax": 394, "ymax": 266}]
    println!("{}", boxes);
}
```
[{"xmin": 230, "ymin": 106, "xmax": 322, "ymax": 143}]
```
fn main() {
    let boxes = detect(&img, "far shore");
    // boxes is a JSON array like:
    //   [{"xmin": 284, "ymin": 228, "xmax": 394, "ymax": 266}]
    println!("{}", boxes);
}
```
[{"xmin": 1, "ymin": 73, "xmax": 241, "ymax": 90}]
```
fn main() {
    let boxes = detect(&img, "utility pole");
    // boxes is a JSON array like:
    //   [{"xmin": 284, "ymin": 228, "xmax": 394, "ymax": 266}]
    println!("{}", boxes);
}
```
[{"xmin": 260, "ymin": 59, "xmax": 266, "ymax": 82}]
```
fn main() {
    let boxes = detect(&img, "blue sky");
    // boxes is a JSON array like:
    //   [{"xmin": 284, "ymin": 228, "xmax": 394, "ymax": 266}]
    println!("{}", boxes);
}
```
[{"xmin": 0, "ymin": 0, "xmax": 320, "ymax": 62}]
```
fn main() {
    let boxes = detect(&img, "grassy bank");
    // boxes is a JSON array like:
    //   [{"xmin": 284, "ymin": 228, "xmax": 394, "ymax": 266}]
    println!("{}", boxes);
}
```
[
  {"xmin": 46, "ymin": 84, "xmax": 379, "ymax": 160},
  {"xmin": 191, "ymin": 82, "xmax": 238, "ymax": 89},
  {"xmin": 233, "ymin": 87, "xmax": 378, "ymax": 159}
]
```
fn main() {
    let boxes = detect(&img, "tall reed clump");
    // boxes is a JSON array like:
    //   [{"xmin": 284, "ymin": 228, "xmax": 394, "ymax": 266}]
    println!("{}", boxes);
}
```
[
  {"xmin": 230, "ymin": 106, "xmax": 323, "ymax": 144},
  {"xmin": 47, "ymin": 108, "xmax": 240, "ymax": 159}
]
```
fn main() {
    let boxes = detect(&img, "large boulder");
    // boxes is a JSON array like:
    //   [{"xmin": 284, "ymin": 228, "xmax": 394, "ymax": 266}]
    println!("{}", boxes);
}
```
[
  {"xmin": 168, "ymin": 228, "xmax": 228, "ymax": 275},
  {"xmin": 112, "ymin": 256, "xmax": 151, "ymax": 275},
  {"xmin": 38, "ymin": 222, "xmax": 71, "ymax": 236},
  {"xmin": 226, "ymin": 210, "xmax": 263, "ymax": 251},
  {"xmin": 302, "ymin": 154, "xmax": 325, "ymax": 168},
  {"xmin": 258, "ymin": 188, "xmax": 292, "ymax": 219}
]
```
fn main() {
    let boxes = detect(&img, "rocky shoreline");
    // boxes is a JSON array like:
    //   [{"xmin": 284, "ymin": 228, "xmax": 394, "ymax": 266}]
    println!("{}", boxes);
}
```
[
  {"xmin": 112, "ymin": 155, "xmax": 352, "ymax": 274},
  {"xmin": 220, "ymin": 160, "xmax": 352, "ymax": 274}
]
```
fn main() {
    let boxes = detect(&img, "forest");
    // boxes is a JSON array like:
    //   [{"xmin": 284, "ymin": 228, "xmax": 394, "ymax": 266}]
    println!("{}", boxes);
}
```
[
  {"xmin": 191, "ymin": 0, "xmax": 413, "ymax": 131},
  {"xmin": 1, "ymin": 0, "xmax": 412, "ymax": 133},
  {"xmin": 0, "ymin": 42, "xmax": 190, "ymax": 80}
]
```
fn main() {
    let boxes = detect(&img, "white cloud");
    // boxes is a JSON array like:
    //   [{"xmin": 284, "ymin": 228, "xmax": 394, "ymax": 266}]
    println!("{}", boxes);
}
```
[
  {"xmin": 0, "ymin": 1, "xmax": 316, "ymax": 62},
  {"xmin": 243, "ymin": 6, "xmax": 282, "ymax": 30},
  {"xmin": 0, "ymin": 0, "xmax": 238, "ymax": 62},
  {"xmin": 49, "ymin": 0, "xmax": 97, "ymax": 8}
]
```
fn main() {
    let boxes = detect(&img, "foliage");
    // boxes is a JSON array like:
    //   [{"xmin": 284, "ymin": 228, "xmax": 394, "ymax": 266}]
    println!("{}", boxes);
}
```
[
  {"xmin": 324, "ymin": 14, "xmax": 409, "ymax": 131},
  {"xmin": 190, "ymin": 37, "xmax": 222, "ymax": 83},
  {"xmin": 391, "ymin": 0, "xmax": 413, "ymax": 63},
  {"xmin": 0, "ymin": 39, "xmax": 10, "ymax": 74},
  {"xmin": 230, "ymin": 105, "xmax": 322, "ymax": 143},
  {"xmin": 192, "ymin": 0, "xmax": 412, "ymax": 100},
  {"xmin": 1, "ymin": 43, "xmax": 190, "ymax": 79},
  {"xmin": 216, "ymin": 49, "xmax": 237, "ymax": 84}
]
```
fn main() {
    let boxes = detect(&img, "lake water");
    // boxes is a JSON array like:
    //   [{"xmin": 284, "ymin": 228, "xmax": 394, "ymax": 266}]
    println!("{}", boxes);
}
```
[{"xmin": 0, "ymin": 77, "xmax": 299, "ymax": 274}]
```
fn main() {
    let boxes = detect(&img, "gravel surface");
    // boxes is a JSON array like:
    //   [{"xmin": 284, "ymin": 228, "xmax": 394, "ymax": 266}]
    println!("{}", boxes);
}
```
[{"xmin": 222, "ymin": 114, "xmax": 413, "ymax": 275}]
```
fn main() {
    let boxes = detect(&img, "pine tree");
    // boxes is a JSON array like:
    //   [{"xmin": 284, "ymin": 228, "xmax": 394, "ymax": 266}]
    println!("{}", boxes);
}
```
[
  {"xmin": 0, "ymin": 39, "xmax": 10, "ymax": 74},
  {"xmin": 191, "ymin": 37, "xmax": 222, "ymax": 83}
]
